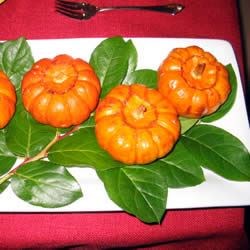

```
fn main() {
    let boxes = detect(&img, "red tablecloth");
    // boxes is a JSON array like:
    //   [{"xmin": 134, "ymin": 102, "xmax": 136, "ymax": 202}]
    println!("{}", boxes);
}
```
[{"xmin": 0, "ymin": 0, "xmax": 249, "ymax": 249}]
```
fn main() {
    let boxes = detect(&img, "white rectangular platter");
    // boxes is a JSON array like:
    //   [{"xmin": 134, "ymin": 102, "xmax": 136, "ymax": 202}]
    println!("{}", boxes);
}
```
[{"xmin": 0, "ymin": 38, "xmax": 249, "ymax": 212}]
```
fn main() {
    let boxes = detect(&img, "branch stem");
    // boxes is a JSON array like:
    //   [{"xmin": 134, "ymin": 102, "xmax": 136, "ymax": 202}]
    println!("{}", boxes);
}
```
[{"xmin": 0, "ymin": 172, "xmax": 14, "ymax": 185}]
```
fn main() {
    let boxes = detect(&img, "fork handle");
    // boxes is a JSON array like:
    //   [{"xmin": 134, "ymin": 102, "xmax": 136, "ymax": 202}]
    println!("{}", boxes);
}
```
[{"xmin": 97, "ymin": 4, "xmax": 184, "ymax": 16}]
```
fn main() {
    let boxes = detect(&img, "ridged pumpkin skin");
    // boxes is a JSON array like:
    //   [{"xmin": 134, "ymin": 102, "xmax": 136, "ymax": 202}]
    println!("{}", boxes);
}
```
[
  {"xmin": 158, "ymin": 46, "xmax": 231, "ymax": 118},
  {"xmin": 21, "ymin": 54, "xmax": 101, "ymax": 128},
  {"xmin": 0, "ymin": 71, "xmax": 16, "ymax": 128},
  {"xmin": 95, "ymin": 84, "xmax": 180, "ymax": 165}
]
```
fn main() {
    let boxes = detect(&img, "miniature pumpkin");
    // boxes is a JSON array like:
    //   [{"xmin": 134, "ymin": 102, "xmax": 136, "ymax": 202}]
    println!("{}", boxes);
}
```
[
  {"xmin": 158, "ymin": 46, "xmax": 231, "ymax": 118},
  {"xmin": 21, "ymin": 54, "xmax": 101, "ymax": 128},
  {"xmin": 0, "ymin": 71, "xmax": 16, "ymax": 128},
  {"xmin": 95, "ymin": 84, "xmax": 180, "ymax": 165}
]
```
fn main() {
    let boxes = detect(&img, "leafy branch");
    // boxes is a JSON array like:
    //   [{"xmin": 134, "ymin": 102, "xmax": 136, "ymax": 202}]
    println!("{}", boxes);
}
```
[{"xmin": 0, "ymin": 125, "xmax": 80, "ymax": 185}]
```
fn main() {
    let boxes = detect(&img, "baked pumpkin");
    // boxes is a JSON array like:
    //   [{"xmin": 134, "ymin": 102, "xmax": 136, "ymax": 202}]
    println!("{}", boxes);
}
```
[
  {"xmin": 21, "ymin": 54, "xmax": 101, "ymax": 128},
  {"xmin": 95, "ymin": 84, "xmax": 180, "ymax": 165},
  {"xmin": 0, "ymin": 71, "xmax": 16, "ymax": 128},
  {"xmin": 158, "ymin": 46, "xmax": 231, "ymax": 118}
]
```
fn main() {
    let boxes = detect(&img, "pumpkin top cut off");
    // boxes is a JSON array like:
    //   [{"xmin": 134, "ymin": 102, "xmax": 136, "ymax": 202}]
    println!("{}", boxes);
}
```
[
  {"xmin": 0, "ymin": 70, "xmax": 16, "ymax": 128},
  {"xmin": 21, "ymin": 54, "xmax": 101, "ymax": 128},
  {"xmin": 95, "ymin": 84, "xmax": 180, "ymax": 165},
  {"xmin": 158, "ymin": 46, "xmax": 231, "ymax": 118}
]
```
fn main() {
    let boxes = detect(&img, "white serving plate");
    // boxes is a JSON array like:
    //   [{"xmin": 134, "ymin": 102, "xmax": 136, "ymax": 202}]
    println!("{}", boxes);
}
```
[{"xmin": 0, "ymin": 38, "xmax": 249, "ymax": 212}]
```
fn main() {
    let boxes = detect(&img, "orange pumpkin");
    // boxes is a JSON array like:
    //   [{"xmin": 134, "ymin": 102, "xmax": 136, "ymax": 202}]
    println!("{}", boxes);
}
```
[
  {"xmin": 21, "ymin": 54, "xmax": 101, "ymax": 128},
  {"xmin": 95, "ymin": 84, "xmax": 180, "ymax": 165},
  {"xmin": 158, "ymin": 46, "xmax": 231, "ymax": 118},
  {"xmin": 0, "ymin": 71, "xmax": 16, "ymax": 128}
]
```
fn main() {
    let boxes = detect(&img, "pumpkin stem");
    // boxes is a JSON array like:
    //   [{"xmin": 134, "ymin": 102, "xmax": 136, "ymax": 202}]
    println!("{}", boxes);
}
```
[
  {"xmin": 193, "ymin": 63, "xmax": 206, "ymax": 77},
  {"xmin": 138, "ymin": 105, "xmax": 147, "ymax": 113},
  {"xmin": 135, "ymin": 105, "xmax": 147, "ymax": 119}
]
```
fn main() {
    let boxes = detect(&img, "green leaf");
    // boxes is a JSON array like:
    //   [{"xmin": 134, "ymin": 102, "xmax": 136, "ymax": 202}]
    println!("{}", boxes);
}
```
[
  {"xmin": 78, "ymin": 115, "xmax": 95, "ymax": 129},
  {"xmin": 97, "ymin": 166, "xmax": 168, "ymax": 223},
  {"xmin": 48, "ymin": 127, "xmax": 122, "ymax": 170},
  {"xmin": 202, "ymin": 64, "xmax": 237, "ymax": 122},
  {"xmin": 90, "ymin": 36, "xmax": 134, "ymax": 98},
  {"xmin": 182, "ymin": 124, "xmax": 250, "ymax": 181},
  {"xmin": 125, "ymin": 39, "xmax": 138, "ymax": 75},
  {"xmin": 0, "ymin": 180, "xmax": 10, "ymax": 194},
  {"xmin": 5, "ymin": 102, "xmax": 57, "ymax": 158},
  {"xmin": 124, "ymin": 69, "xmax": 157, "ymax": 88},
  {"xmin": 11, "ymin": 161, "xmax": 83, "ymax": 208},
  {"xmin": 148, "ymin": 141, "xmax": 205, "ymax": 188},
  {"xmin": 0, "ymin": 130, "xmax": 16, "ymax": 176},
  {"xmin": 179, "ymin": 116, "xmax": 199, "ymax": 134},
  {"xmin": 0, "ymin": 37, "xmax": 34, "ymax": 89}
]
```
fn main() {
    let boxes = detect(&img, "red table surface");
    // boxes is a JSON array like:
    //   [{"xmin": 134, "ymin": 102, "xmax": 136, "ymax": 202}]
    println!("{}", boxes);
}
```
[{"xmin": 0, "ymin": 0, "xmax": 249, "ymax": 249}]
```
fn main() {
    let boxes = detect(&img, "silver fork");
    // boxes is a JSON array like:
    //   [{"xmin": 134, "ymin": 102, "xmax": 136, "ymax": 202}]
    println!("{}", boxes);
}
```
[{"xmin": 56, "ymin": 0, "xmax": 185, "ymax": 20}]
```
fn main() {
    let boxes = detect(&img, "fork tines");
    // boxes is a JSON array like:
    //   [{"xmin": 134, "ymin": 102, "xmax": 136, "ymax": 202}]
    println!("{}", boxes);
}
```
[
  {"xmin": 56, "ymin": 0, "xmax": 83, "ymax": 10},
  {"xmin": 56, "ymin": 0, "xmax": 85, "ymax": 19}
]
